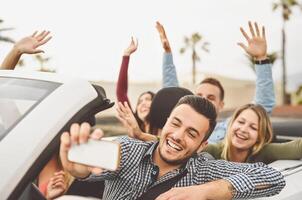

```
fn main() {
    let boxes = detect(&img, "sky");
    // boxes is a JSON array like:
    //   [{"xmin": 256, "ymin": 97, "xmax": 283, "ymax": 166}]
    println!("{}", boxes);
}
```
[{"xmin": 1, "ymin": 0, "xmax": 302, "ymax": 89}]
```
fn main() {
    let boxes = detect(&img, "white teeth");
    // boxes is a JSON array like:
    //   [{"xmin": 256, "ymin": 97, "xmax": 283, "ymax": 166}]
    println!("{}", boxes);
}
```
[{"xmin": 167, "ymin": 140, "xmax": 182, "ymax": 151}]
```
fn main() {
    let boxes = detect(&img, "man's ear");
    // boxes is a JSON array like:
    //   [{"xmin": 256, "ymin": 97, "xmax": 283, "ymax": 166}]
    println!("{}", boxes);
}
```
[
  {"xmin": 219, "ymin": 101, "xmax": 225, "ymax": 110},
  {"xmin": 197, "ymin": 140, "xmax": 208, "ymax": 153}
]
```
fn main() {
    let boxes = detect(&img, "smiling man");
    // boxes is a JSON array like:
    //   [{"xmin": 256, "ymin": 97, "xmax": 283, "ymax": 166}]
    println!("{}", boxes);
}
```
[{"xmin": 60, "ymin": 95, "xmax": 285, "ymax": 200}]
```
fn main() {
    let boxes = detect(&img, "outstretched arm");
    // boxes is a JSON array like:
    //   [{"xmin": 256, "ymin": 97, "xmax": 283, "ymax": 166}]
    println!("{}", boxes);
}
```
[
  {"xmin": 193, "ymin": 160, "xmax": 285, "ymax": 199},
  {"xmin": 60, "ymin": 123, "xmax": 105, "ymax": 178},
  {"xmin": 116, "ymin": 37, "xmax": 138, "ymax": 110},
  {"xmin": 257, "ymin": 138, "xmax": 302, "ymax": 164},
  {"xmin": 238, "ymin": 21, "xmax": 275, "ymax": 114},
  {"xmin": 156, "ymin": 179, "xmax": 233, "ymax": 200},
  {"xmin": 1, "ymin": 31, "xmax": 52, "ymax": 70},
  {"xmin": 156, "ymin": 21, "xmax": 179, "ymax": 87}
]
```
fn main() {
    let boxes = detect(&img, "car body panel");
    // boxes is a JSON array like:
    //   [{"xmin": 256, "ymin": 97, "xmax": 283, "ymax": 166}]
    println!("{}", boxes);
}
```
[
  {"xmin": 254, "ymin": 160, "xmax": 302, "ymax": 200},
  {"xmin": 0, "ymin": 71, "xmax": 99, "ymax": 199}
]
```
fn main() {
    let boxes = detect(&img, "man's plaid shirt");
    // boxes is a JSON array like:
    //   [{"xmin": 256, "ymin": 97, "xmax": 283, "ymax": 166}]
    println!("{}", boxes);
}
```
[{"xmin": 84, "ymin": 137, "xmax": 285, "ymax": 200}]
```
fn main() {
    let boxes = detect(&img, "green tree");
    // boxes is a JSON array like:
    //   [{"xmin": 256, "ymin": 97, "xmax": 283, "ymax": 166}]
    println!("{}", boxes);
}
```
[
  {"xmin": 0, "ymin": 19, "xmax": 14, "ymax": 43},
  {"xmin": 273, "ymin": 0, "xmax": 302, "ymax": 104},
  {"xmin": 180, "ymin": 33, "xmax": 209, "ymax": 84}
]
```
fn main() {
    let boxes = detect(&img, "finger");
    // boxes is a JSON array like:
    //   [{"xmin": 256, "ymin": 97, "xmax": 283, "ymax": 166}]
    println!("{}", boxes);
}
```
[
  {"xmin": 31, "ymin": 31, "xmax": 38, "ymax": 37},
  {"xmin": 116, "ymin": 114, "xmax": 128, "ymax": 127},
  {"xmin": 70, "ymin": 123, "xmax": 80, "ymax": 145},
  {"xmin": 116, "ymin": 106, "xmax": 124, "ymax": 118},
  {"xmin": 53, "ymin": 181, "xmax": 66, "ymax": 189},
  {"xmin": 90, "ymin": 128, "xmax": 104, "ymax": 140},
  {"xmin": 39, "ymin": 31, "xmax": 50, "ymax": 41},
  {"xmin": 32, "ymin": 49, "xmax": 44, "ymax": 54},
  {"xmin": 248, "ymin": 21, "xmax": 255, "ymax": 37},
  {"xmin": 53, "ymin": 178, "xmax": 65, "ymax": 185},
  {"xmin": 117, "ymin": 102, "xmax": 127, "ymax": 116},
  {"xmin": 52, "ymin": 175, "xmax": 65, "ymax": 183},
  {"xmin": 131, "ymin": 36, "xmax": 134, "ymax": 44},
  {"xmin": 54, "ymin": 170, "xmax": 65, "ymax": 176},
  {"xmin": 79, "ymin": 122, "xmax": 91, "ymax": 144},
  {"xmin": 237, "ymin": 42, "xmax": 248, "ymax": 52},
  {"xmin": 60, "ymin": 132, "xmax": 72, "ymax": 169},
  {"xmin": 118, "ymin": 102, "xmax": 128, "ymax": 114},
  {"xmin": 37, "ymin": 36, "xmax": 52, "ymax": 46},
  {"xmin": 135, "ymin": 37, "xmax": 138, "ymax": 48},
  {"xmin": 262, "ymin": 26, "xmax": 266, "ymax": 41},
  {"xmin": 254, "ymin": 22, "xmax": 260, "ymax": 37},
  {"xmin": 124, "ymin": 102, "xmax": 132, "ymax": 113},
  {"xmin": 89, "ymin": 167, "xmax": 104, "ymax": 175},
  {"xmin": 35, "ymin": 30, "xmax": 46, "ymax": 40},
  {"xmin": 155, "ymin": 21, "xmax": 161, "ymax": 31},
  {"xmin": 240, "ymin": 27, "xmax": 250, "ymax": 42}
]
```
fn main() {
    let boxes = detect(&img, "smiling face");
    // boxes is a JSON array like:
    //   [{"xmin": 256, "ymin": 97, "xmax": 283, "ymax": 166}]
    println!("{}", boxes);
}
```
[
  {"xmin": 230, "ymin": 108, "xmax": 259, "ymax": 151},
  {"xmin": 195, "ymin": 83, "xmax": 224, "ymax": 114},
  {"xmin": 157, "ymin": 104, "xmax": 209, "ymax": 165},
  {"xmin": 136, "ymin": 93, "xmax": 152, "ymax": 121}
]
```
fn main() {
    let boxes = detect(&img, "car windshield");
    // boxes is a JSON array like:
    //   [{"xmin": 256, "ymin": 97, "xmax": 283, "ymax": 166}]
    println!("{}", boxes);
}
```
[{"xmin": 0, "ymin": 77, "xmax": 60, "ymax": 141}]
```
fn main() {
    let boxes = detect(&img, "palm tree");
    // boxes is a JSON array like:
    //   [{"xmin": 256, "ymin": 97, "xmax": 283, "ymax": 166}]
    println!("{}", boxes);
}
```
[
  {"xmin": 273, "ymin": 0, "xmax": 302, "ymax": 104},
  {"xmin": 0, "ymin": 19, "xmax": 14, "ymax": 43},
  {"xmin": 180, "ymin": 33, "xmax": 209, "ymax": 84},
  {"xmin": 245, "ymin": 52, "xmax": 279, "ymax": 72},
  {"xmin": 34, "ymin": 54, "xmax": 55, "ymax": 73}
]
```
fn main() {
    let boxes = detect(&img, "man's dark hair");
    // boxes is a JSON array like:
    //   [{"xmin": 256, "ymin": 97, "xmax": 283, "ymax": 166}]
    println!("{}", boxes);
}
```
[
  {"xmin": 200, "ymin": 78, "xmax": 225, "ymax": 101},
  {"xmin": 175, "ymin": 95, "xmax": 217, "ymax": 141}
]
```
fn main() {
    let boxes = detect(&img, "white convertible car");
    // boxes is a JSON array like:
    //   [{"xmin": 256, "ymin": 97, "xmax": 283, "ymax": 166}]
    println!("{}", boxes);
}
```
[
  {"xmin": 0, "ymin": 70, "xmax": 301, "ymax": 200},
  {"xmin": 0, "ymin": 70, "xmax": 114, "ymax": 200}
]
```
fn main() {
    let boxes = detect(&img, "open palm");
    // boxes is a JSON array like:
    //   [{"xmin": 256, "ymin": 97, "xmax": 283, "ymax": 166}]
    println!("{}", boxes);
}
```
[
  {"xmin": 238, "ymin": 21, "xmax": 267, "ymax": 60},
  {"xmin": 15, "ymin": 31, "xmax": 52, "ymax": 54}
]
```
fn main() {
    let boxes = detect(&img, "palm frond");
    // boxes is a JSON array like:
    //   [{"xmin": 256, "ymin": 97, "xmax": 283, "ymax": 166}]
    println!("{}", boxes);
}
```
[{"xmin": 0, "ymin": 36, "xmax": 15, "ymax": 43}]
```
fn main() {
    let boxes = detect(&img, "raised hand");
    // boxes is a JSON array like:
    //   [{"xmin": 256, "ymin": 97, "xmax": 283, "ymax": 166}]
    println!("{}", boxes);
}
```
[
  {"xmin": 116, "ymin": 102, "xmax": 143, "ymax": 139},
  {"xmin": 123, "ymin": 37, "xmax": 138, "ymax": 56},
  {"xmin": 46, "ymin": 171, "xmax": 67, "ymax": 199},
  {"xmin": 14, "ymin": 30, "xmax": 52, "ymax": 54},
  {"xmin": 60, "ymin": 123, "xmax": 104, "ymax": 178},
  {"xmin": 238, "ymin": 21, "xmax": 267, "ymax": 60},
  {"xmin": 156, "ymin": 21, "xmax": 171, "ymax": 53}
]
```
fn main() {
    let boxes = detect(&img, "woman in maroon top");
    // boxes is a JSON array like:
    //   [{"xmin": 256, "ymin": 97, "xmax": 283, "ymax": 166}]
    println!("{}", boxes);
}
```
[{"xmin": 116, "ymin": 37, "xmax": 154, "ymax": 133}]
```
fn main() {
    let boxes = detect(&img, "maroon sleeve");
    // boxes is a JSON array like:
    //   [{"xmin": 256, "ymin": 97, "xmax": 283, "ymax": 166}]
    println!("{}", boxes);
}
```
[{"xmin": 116, "ymin": 56, "xmax": 132, "ymax": 110}]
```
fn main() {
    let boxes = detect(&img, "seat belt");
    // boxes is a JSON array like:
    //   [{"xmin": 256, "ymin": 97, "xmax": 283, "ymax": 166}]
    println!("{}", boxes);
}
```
[{"xmin": 136, "ymin": 170, "xmax": 188, "ymax": 200}]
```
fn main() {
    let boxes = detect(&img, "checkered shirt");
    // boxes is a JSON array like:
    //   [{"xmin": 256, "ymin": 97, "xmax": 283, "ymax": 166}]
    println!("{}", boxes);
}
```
[{"xmin": 83, "ymin": 137, "xmax": 285, "ymax": 200}]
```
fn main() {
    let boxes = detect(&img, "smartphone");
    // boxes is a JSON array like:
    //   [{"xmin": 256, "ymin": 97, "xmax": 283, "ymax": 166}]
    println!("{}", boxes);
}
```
[{"xmin": 68, "ymin": 139, "xmax": 120, "ymax": 171}]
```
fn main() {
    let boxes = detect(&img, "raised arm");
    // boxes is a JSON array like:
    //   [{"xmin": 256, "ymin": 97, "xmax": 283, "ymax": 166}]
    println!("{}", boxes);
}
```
[
  {"xmin": 156, "ymin": 21, "xmax": 179, "ymax": 88},
  {"xmin": 1, "ymin": 31, "xmax": 52, "ymax": 70},
  {"xmin": 116, "ymin": 37, "xmax": 138, "ymax": 110},
  {"xmin": 238, "ymin": 21, "xmax": 275, "ymax": 114}
]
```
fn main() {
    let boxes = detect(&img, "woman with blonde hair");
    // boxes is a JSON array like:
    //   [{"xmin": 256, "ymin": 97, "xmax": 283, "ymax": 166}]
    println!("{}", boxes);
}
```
[{"xmin": 205, "ymin": 103, "xmax": 302, "ymax": 164}]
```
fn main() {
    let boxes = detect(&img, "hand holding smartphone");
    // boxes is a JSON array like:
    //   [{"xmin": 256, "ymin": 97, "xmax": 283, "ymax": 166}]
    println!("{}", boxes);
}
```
[{"xmin": 68, "ymin": 139, "xmax": 120, "ymax": 171}]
